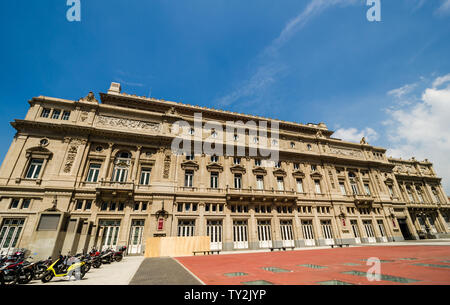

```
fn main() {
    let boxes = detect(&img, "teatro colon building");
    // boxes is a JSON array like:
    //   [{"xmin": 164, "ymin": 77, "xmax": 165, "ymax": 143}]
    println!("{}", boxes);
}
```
[{"xmin": 0, "ymin": 82, "xmax": 449, "ymax": 258}]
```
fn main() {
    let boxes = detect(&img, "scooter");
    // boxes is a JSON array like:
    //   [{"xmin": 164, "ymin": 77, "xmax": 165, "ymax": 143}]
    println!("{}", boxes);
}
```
[{"xmin": 41, "ymin": 255, "xmax": 86, "ymax": 283}]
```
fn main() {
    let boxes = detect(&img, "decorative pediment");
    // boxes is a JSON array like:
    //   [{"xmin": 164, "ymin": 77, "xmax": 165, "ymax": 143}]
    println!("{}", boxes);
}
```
[
  {"xmin": 25, "ymin": 146, "xmax": 53, "ymax": 158},
  {"xmin": 310, "ymin": 172, "xmax": 323, "ymax": 179},
  {"xmin": 252, "ymin": 167, "xmax": 267, "ymax": 175},
  {"xmin": 292, "ymin": 170, "xmax": 305, "ymax": 178},
  {"xmin": 272, "ymin": 169, "xmax": 287, "ymax": 177},
  {"xmin": 206, "ymin": 162, "xmax": 223, "ymax": 172},
  {"xmin": 384, "ymin": 177, "xmax": 394, "ymax": 184},
  {"xmin": 230, "ymin": 165, "xmax": 246, "ymax": 174},
  {"xmin": 181, "ymin": 160, "xmax": 199, "ymax": 171}
]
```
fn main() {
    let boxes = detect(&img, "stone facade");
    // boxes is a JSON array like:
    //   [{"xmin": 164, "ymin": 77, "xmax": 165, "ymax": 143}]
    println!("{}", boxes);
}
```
[{"xmin": 0, "ymin": 82, "xmax": 449, "ymax": 259}]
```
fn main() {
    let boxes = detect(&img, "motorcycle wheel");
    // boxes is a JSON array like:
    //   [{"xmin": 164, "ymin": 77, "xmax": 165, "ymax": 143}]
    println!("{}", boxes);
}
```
[
  {"xmin": 18, "ymin": 269, "xmax": 33, "ymax": 284},
  {"xmin": 34, "ymin": 266, "xmax": 47, "ymax": 280},
  {"xmin": 41, "ymin": 271, "xmax": 54, "ymax": 283},
  {"xmin": 84, "ymin": 263, "xmax": 91, "ymax": 273},
  {"xmin": 114, "ymin": 256, "xmax": 122, "ymax": 262},
  {"xmin": 93, "ymin": 261, "xmax": 101, "ymax": 268}
]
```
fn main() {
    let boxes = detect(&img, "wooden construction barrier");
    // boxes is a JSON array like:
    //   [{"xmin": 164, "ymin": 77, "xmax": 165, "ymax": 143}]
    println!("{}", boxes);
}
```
[{"xmin": 144, "ymin": 236, "xmax": 210, "ymax": 257}]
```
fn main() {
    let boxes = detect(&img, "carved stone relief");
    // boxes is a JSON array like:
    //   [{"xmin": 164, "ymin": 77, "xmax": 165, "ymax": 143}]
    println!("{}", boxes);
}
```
[{"xmin": 97, "ymin": 115, "xmax": 161, "ymax": 131}]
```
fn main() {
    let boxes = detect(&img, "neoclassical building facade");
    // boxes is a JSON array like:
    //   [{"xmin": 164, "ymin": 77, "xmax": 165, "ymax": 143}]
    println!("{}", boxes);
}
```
[{"xmin": 0, "ymin": 82, "xmax": 449, "ymax": 258}]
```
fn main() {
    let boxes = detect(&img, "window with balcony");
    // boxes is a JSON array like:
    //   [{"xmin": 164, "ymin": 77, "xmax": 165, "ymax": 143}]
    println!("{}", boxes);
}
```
[
  {"xmin": 416, "ymin": 187, "xmax": 424, "ymax": 203},
  {"xmin": 234, "ymin": 174, "xmax": 242, "ymax": 189},
  {"xmin": 296, "ymin": 178, "xmax": 304, "ymax": 193},
  {"xmin": 112, "ymin": 151, "xmax": 131, "ymax": 183},
  {"xmin": 314, "ymin": 180, "xmax": 322, "ymax": 194},
  {"xmin": 256, "ymin": 175, "xmax": 264, "ymax": 190},
  {"xmin": 406, "ymin": 187, "xmax": 414, "ymax": 202},
  {"xmin": 277, "ymin": 177, "xmax": 284, "ymax": 191},
  {"xmin": 387, "ymin": 185, "xmax": 394, "ymax": 197},
  {"xmin": 185, "ymin": 170, "xmax": 194, "ymax": 187},
  {"xmin": 140, "ymin": 168, "xmax": 151, "ymax": 185},
  {"xmin": 431, "ymin": 187, "xmax": 441, "ymax": 203},
  {"xmin": 26, "ymin": 159, "xmax": 44, "ymax": 179},
  {"xmin": 86, "ymin": 163, "xmax": 101, "ymax": 182},
  {"xmin": 339, "ymin": 182, "xmax": 347, "ymax": 195},
  {"xmin": 364, "ymin": 184, "xmax": 371, "ymax": 195},
  {"xmin": 210, "ymin": 172, "xmax": 219, "ymax": 189}
]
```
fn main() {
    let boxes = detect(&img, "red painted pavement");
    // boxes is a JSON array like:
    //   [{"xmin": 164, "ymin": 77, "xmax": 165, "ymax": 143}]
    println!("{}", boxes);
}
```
[{"xmin": 176, "ymin": 246, "xmax": 450, "ymax": 285}]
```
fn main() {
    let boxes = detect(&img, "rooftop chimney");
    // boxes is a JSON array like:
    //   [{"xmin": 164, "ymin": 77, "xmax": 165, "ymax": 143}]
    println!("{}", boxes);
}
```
[{"xmin": 108, "ymin": 82, "xmax": 121, "ymax": 94}]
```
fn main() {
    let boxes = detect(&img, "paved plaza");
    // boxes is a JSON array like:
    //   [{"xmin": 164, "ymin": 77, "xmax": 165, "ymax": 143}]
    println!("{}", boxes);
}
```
[{"xmin": 28, "ymin": 240, "xmax": 450, "ymax": 285}]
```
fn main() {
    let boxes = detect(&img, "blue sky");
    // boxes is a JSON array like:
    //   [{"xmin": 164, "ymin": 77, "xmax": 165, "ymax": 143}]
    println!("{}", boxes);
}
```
[{"xmin": 1, "ymin": 0, "xmax": 450, "ymax": 191}]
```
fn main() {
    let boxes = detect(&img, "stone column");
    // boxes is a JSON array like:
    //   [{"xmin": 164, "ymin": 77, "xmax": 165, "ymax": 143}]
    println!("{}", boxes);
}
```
[{"xmin": 131, "ymin": 146, "xmax": 142, "ymax": 183}]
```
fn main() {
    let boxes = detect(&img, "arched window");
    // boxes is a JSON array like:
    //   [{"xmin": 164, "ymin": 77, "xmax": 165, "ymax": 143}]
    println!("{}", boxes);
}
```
[{"xmin": 112, "ymin": 151, "xmax": 131, "ymax": 182}]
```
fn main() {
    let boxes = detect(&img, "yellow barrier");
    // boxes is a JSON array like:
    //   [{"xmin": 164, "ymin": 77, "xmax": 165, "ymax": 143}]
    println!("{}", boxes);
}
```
[{"xmin": 144, "ymin": 236, "xmax": 210, "ymax": 257}]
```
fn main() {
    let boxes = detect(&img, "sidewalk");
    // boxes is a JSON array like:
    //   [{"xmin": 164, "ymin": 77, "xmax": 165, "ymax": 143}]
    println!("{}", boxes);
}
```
[{"xmin": 29, "ymin": 256, "xmax": 145, "ymax": 285}]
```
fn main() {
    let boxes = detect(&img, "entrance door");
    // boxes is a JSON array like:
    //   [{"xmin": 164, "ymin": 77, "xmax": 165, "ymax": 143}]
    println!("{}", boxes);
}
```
[
  {"xmin": 0, "ymin": 219, "xmax": 24, "ymax": 255},
  {"xmin": 351, "ymin": 220, "xmax": 361, "ymax": 244},
  {"xmin": 128, "ymin": 220, "xmax": 144, "ymax": 255},
  {"xmin": 280, "ymin": 220, "xmax": 295, "ymax": 247},
  {"xmin": 321, "ymin": 220, "xmax": 335, "ymax": 245},
  {"xmin": 363, "ymin": 220, "xmax": 376, "ymax": 243},
  {"xmin": 100, "ymin": 220, "xmax": 121, "ymax": 251},
  {"xmin": 377, "ymin": 220, "xmax": 388, "ymax": 242},
  {"xmin": 207, "ymin": 220, "xmax": 222, "ymax": 250},
  {"xmin": 301, "ymin": 220, "xmax": 315, "ymax": 246},
  {"xmin": 398, "ymin": 218, "xmax": 412, "ymax": 240},
  {"xmin": 427, "ymin": 216, "xmax": 437, "ymax": 234},
  {"xmin": 233, "ymin": 220, "xmax": 248, "ymax": 249},
  {"xmin": 257, "ymin": 220, "xmax": 272, "ymax": 248}
]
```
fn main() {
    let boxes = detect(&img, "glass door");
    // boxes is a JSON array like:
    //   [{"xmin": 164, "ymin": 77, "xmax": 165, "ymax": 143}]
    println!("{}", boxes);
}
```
[
  {"xmin": 301, "ymin": 220, "xmax": 315, "ymax": 246},
  {"xmin": 363, "ymin": 220, "xmax": 376, "ymax": 243},
  {"xmin": 233, "ymin": 220, "xmax": 248, "ymax": 249},
  {"xmin": 321, "ymin": 220, "xmax": 335, "ymax": 245},
  {"xmin": 0, "ymin": 219, "xmax": 24, "ymax": 255},
  {"xmin": 128, "ymin": 220, "xmax": 144, "ymax": 254},
  {"xmin": 207, "ymin": 220, "xmax": 223, "ymax": 250},
  {"xmin": 280, "ymin": 220, "xmax": 294, "ymax": 247},
  {"xmin": 100, "ymin": 220, "xmax": 121, "ymax": 251},
  {"xmin": 257, "ymin": 220, "xmax": 272, "ymax": 248},
  {"xmin": 351, "ymin": 220, "xmax": 361, "ymax": 244}
]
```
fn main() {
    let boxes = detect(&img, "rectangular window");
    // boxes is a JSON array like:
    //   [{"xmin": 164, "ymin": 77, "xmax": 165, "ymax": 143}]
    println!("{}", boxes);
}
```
[
  {"xmin": 311, "ymin": 165, "xmax": 317, "ymax": 172},
  {"xmin": 210, "ymin": 172, "xmax": 219, "ymax": 189},
  {"xmin": 255, "ymin": 159, "xmax": 261, "ymax": 166},
  {"xmin": 293, "ymin": 163, "xmax": 299, "ymax": 170},
  {"xmin": 118, "ymin": 203, "xmax": 124, "ymax": 211},
  {"xmin": 339, "ymin": 182, "xmax": 346, "ymax": 195},
  {"xmin": 256, "ymin": 175, "xmax": 264, "ymax": 190},
  {"xmin": 110, "ymin": 202, "xmax": 116, "ymax": 211},
  {"xmin": 388, "ymin": 185, "xmax": 394, "ymax": 196},
  {"xmin": 84, "ymin": 200, "xmax": 92, "ymax": 210},
  {"xmin": 185, "ymin": 171, "xmax": 193, "ymax": 187},
  {"xmin": 101, "ymin": 202, "xmax": 108, "ymax": 211},
  {"xmin": 177, "ymin": 220, "xmax": 195, "ymax": 237},
  {"xmin": 314, "ymin": 180, "xmax": 322, "ymax": 194},
  {"xmin": 26, "ymin": 159, "xmax": 44, "ymax": 179},
  {"xmin": 10, "ymin": 198, "xmax": 20, "ymax": 209},
  {"xmin": 296, "ymin": 178, "xmax": 304, "ymax": 193},
  {"xmin": 141, "ymin": 202, "xmax": 147, "ymax": 211},
  {"xmin": 234, "ymin": 157, "xmax": 241, "ymax": 165},
  {"xmin": 364, "ymin": 184, "xmax": 371, "ymax": 195},
  {"xmin": 41, "ymin": 108, "xmax": 51, "ymax": 118},
  {"xmin": 21, "ymin": 199, "xmax": 31, "ymax": 209},
  {"xmin": 62, "ymin": 111, "xmax": 71, "ymax": 120},
  {"xmin": 275, "ymin": 161, "xmax": 281, "ymax": 168},
  {"xmin": 234, "ymin": 174, "xmax": 242, "ymax": 189},
  {"xmin": 51, "ymin": 109, "xmax": 61, "ymax": 119},
  {"xmin": 186, "ymin": 153, "xmax": 194, "ymax": 161},
  {"xmin": 134, "ymin": 203, "xmax": 140, "ymax": 211},
  {"xmin": 86, "ymin": 163, "xmax": 101, "ymax": 182},
  {"xmin": 210, "ymin": 155, "xmax": 219, "ymax": 163},
  {"xmin": 140, "ymin": 168, "xmax": 151, "ymax": 185},
  {"xmin": 75, "ymin": 200, "xmax": 83, "ymax": 210},
  {"xmin": 277, "ymin": 177, "xmax": 284, "ymax": 191}
]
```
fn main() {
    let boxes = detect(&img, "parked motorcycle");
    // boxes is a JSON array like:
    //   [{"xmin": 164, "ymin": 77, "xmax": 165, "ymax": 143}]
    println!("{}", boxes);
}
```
[{"xmin": 41, "ymin": 255, "xmax": 86, "ymax": 283}]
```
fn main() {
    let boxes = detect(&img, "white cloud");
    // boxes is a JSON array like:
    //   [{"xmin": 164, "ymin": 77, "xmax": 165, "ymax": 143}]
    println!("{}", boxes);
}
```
[
  {"xmin": 385, "ymin": 75, "xmax": 450, "ymax": 193},
  {"xmin": 333, "ymin": 127, "xmax": 379, "ymax": 143},
  {"xmin": 216, "ymin": 0, "xmax": 361, "ymax": 107},
  {"xmin": 437, "ymin": 0, "xmax": 450, "ymax": 14},
  {"xmin": 432, "ymin": 73, "xmax": 450, "ymax": 88},
  {"xmin": 387, "ymin": 83, "xmax": 418, "ymax": 99}
]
